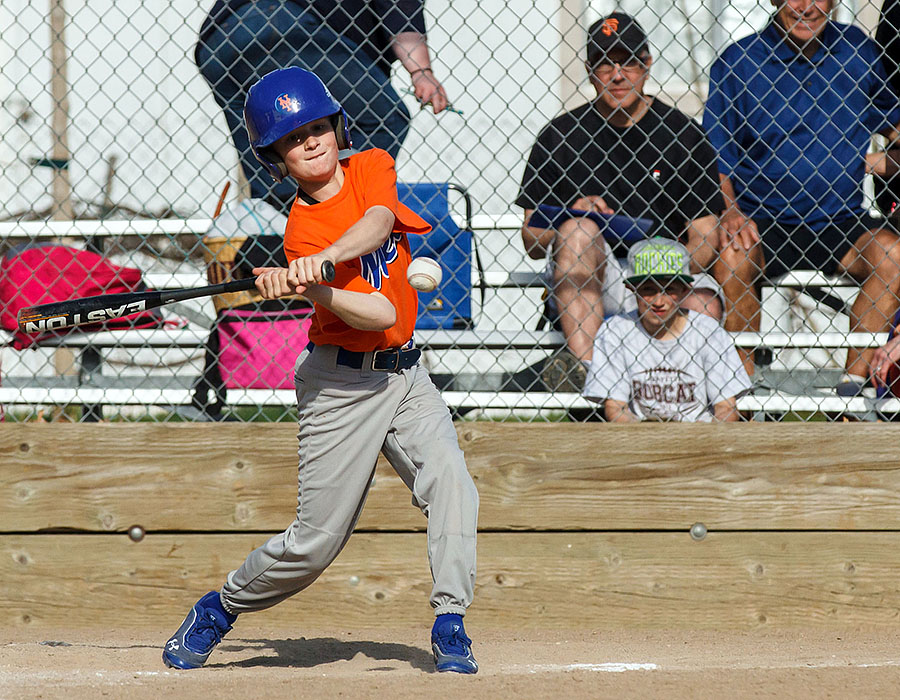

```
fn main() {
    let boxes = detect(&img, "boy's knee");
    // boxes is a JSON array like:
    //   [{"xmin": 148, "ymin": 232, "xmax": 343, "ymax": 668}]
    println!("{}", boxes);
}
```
[
  {"xmin": 418, "ymin": 452, "xmax": 477, "ymax": 504},
  {"xmin": 283, "ymin": 526, "xmax": 346, "ymax": 573},
  {"xmin": 303, "ymin": 547, "xmax": 342, "ymax": 574}
]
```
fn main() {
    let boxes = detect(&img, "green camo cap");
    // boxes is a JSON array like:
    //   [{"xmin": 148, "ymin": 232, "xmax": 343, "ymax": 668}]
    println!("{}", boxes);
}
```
[{"xmin": 625, "ymin": 237, "xmax": 694, "ymax": 286}]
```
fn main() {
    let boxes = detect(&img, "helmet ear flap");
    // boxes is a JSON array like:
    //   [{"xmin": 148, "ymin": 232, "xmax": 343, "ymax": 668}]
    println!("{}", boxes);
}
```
[
  {"xmin": 256, "ymin": 147, "xmax": 287, "ymax": 182},
  {"xmin": 333, "ymin": 111, "xmax": 351, "ymax": 150}
]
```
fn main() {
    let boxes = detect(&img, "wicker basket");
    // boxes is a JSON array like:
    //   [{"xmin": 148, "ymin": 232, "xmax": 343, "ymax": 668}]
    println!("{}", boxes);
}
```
[
  {"xmin": 202, "ymin": 234, "xmax": 307, "ymax": 311},
  {"xmin": 201, "ymin": 234, "xmax": 262, "ymax": 312}
]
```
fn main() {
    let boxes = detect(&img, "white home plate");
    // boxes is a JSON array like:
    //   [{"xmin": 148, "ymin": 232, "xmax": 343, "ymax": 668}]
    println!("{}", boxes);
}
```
[{"xmin": 525, "ymin": 662, "xmax": 658, "ymax": 674}]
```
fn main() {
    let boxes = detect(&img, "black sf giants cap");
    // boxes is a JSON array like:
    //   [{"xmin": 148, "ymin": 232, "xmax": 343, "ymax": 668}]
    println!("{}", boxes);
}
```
[{"xmin": 586, "ymin": 13, "xmax": 649, "ymax": 66}]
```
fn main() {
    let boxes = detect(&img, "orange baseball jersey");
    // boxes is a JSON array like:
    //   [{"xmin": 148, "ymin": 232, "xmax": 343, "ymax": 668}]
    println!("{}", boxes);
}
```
[{"xmin": 283, "ymin": 148, "xmax": 431, "ymax": 352}]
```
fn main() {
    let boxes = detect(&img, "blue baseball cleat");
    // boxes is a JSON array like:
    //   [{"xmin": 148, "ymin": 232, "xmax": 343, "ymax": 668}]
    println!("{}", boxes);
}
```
[
  {"xmin": 162, "ymin": 591, "xmax": 236, "ymax": 669},
  {"xmin": 431, "ymin": 613, "xmax": 478, "ymax": 674}
]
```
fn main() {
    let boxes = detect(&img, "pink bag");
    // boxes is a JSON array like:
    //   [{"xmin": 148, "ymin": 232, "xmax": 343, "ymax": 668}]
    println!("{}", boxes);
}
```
[
  {"xmin": 0, "ymin": 244, "xmax": 165, "ymax": 349},
  {"xmin": 216, "ymin": 306, "xmax": 313, "ymax": 389}
]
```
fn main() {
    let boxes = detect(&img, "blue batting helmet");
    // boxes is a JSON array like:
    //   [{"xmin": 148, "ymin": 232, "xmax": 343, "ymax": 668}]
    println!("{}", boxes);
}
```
[{"xmin": 244, "ymin": 67, "xmax": 351, "ymax": 182}]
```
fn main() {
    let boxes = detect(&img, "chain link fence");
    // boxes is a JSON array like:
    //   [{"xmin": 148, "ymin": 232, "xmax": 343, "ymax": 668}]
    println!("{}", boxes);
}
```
[{"xmin": 1, "ymin": 0, "xmax": 898, "ymax": 422}]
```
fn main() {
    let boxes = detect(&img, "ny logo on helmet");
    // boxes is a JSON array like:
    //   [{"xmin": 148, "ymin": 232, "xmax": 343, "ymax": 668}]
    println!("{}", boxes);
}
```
[{"xmin": 276, "ymin": 94, "xmax": 299, "ymax": 113}]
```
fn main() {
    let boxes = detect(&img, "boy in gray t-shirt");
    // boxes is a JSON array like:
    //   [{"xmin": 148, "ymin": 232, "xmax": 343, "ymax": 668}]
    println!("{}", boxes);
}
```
[{"xmin": 583, "ymin": 238, "xmax": 751, "ymax": 422}]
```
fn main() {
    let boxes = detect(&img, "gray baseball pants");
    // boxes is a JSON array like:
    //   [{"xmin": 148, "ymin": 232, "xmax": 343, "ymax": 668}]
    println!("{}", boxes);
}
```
[{"xmin": 221, "ymin": 343, "xmax": 479, "ymax": 617}]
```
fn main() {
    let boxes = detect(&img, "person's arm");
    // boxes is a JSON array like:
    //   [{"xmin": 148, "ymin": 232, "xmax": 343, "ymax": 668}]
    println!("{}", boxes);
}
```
[
  {"xmin": 253, "ymin": 203, "xmax": 400, "ymax": 329},
  {"xmin": 678, "ymin": 121, "xmax": 727, "ymax": 270},
  {"xmin": 323, "ymin": 205, "xmax": 395, "ymax": 265},
  {"xmin": 703, "ymin": 323, "xmax": 753, "ymax": 416},
  {"xmin": 286, "ymin": 205, "xmax": 396, "ymax": 285},
  {"xmin": 586, "ymin": 320, "xmax": 636, "ymax": 420},
  {"xmin": 392, "ymin": 31, "xmax": 448, "ymax": 114},
  {"xmin": 520, "ymin": 209, "xmax": 554, "ymax": 260},
  {"xmin": 876, "ymin": 0, "xmax": 900, "ymax": 94},
  {"xmin": 570, "ymin": 195, "xmax": 614, "ymax": 215},
  {"xmin": 865, "ymin": 150, "xmax": 898, "ymax": 177},
  {"xmin": 867, "ymin": 120, "xmax": 900, "ymax": 177},
  {"xmin": 684, "ymin": 213, "xmax": 719, "ymax": 271},
  {"xmin": 252, "ymin": 267, "xmax": 397, "ymax": 330},
  {"xmin": 702, "ymin": 53, "xmax": 759, "ymax": 252},
  {"xmin": 877, "ymin": 121, "xmax": 900, "ymax": 142},
  {"xmin": 604, "ymin": 398, "xmax": 639, "ymax": 422},
  {"xmin": 871, "ymin": 334, "xmax": 900, "ymax": 386},
  {"xmin": 866, "ymin": 150, "xmax": 900, "ymax": 177},
  {"xmin": 379, "ymin": 0, "xmax": 447, "ymax": 113},
  {"xmin": 516, "ymin": 125, "xmax": 567, "ymax": 259},
  {"xmin": 303, "ymin": 286, "xmax": 397, "ymax": 330},
  {"xmin": 717, "ymin": 173, "xmax": 759, "ymax": 251},
  {"xmin": 712, "ymin": 397, "xmax": 741, "ymax": 422}
]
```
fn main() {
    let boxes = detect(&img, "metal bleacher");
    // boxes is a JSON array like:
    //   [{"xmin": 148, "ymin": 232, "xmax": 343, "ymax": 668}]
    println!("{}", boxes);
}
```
[{"xmin": 0, "ymin": 215, "xmax": 897, "ymax": 421}]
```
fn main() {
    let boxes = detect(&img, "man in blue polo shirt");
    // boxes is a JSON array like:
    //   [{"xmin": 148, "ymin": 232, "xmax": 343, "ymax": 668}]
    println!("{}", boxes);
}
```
[{"xmin": 703, "ymin": 0, "xmax": 900, "ymax": 395}]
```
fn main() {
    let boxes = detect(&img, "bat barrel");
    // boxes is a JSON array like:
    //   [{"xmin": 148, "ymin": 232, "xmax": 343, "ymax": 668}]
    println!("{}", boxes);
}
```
[
  {"xmin": 16, "ymin": 289, "xmax": 163, "ymax": 333},
  {"xmin": 16, "ymin": 259, "xmax": 336, "ymax": 333}
]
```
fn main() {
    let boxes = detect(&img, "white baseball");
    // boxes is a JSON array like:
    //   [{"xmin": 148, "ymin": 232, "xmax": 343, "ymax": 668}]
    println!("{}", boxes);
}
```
[{"xmin": 407, "ymin": 256, "xmax": 442, "ymax": 292}]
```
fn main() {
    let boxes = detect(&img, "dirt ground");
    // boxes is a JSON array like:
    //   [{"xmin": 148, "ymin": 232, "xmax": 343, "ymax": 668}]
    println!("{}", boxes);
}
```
[{"xmin": 2, "ymin": 624, "xmax": 900, "ymax": 699}]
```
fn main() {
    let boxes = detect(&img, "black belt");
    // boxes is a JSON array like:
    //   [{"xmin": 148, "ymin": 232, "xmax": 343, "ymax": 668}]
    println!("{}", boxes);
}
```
[{"xmin": 307, "ymin": 342, "xmax": 421, "ymax": 372}]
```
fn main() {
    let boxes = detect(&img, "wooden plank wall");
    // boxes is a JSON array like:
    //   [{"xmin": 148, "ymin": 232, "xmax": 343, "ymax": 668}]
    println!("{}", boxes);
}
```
[{"xmin": 3, "ymin": 423, "xmax": 900, "ymax": 630}]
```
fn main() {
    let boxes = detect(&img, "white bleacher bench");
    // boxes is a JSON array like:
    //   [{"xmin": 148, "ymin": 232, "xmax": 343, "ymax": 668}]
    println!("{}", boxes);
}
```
[
  {"xmin": 424, "ymin": 390, "xmax": 900, "ymax": 420},
  {"xmin": 424, "ymin": 328, "xmax": 887, "ymax": 351},
  {"xmin": 0, "ymin": 329, "xmax": 892, "ymax": 420},
  {"xmin": 0, "ymin": 217, "xmax": 891, "ymax": 419},
  {"xmin": 483, "ymin": 270, "xmax": 544, "ymax": 288},
  {"xmin": 0, "ymin": 218, "xmax": 214, "ymax": 238},
  {"xmin": 437, "ymin": 390, "xmax": 900, "ymax": 414},
  {"xmin": 1, "ymin": 326, "xmax": 887, "ymax": 354},
  {"xmin": 3, "ymin": 385, "xmax": 895, "ymax": 421},
  {"xmin": 769, "ymin": 269, "xmax": 856, "ymax": 289}
]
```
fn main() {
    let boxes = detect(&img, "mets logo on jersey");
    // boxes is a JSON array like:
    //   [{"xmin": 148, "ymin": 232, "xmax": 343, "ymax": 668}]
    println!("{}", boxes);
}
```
[
  {"xmin": 359, "ymin": 232, "xmax": 403, "ymax": 290},
  {"xmin": 275, "ymin": 93, "xmax": 299, "ymax": 113}
]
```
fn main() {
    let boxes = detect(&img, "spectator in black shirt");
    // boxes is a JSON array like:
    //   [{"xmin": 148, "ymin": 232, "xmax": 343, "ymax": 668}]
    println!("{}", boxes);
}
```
[
  {"xmin": 515, "ymin": 13, "xmax": 724, "ymax": 390},
  {"xmin": 195, "ymin": 0, "xmax": 449, "ymax": 215}
]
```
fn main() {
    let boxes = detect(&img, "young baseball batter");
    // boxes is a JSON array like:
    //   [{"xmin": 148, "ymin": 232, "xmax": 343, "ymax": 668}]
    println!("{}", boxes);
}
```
[
  {"xmin": 583, "ymin": 238, "xmax": 751, "ymax": 422},
  {"xmin": 162, "ymin": 67, "xmax": 479, "ymax": 674}
]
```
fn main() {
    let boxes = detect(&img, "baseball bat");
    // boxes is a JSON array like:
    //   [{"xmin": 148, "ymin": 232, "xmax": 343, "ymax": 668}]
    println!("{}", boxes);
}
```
[{"xmin": 17, "ymin": 260, "xmax": 335, "ymax": 333}]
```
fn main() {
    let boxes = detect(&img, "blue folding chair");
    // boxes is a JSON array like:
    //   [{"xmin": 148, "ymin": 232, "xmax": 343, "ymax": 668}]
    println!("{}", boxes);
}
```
[{"xmin": 398, "ymin": 183, "xmax": 484, "ymax": 330}]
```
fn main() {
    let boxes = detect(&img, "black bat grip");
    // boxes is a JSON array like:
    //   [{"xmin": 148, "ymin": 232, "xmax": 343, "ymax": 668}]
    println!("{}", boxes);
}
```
[
  {"xmin": 220, "ymin": 277, "xmax": 260, "ymax": 294},
  {"xmin": 227, "ymin": 260, "xmax": 335, "ymax": 293}
]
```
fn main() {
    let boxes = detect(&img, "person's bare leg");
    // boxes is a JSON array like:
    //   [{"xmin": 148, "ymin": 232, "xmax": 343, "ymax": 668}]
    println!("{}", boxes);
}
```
[
  {"xmin": 552, "ymin": 217, "xmax": 606, "ymax": 362},
  {"xmin": 838, "ymin": 228, "xmax": 900, "ymax": 378},
  {"xmin": 714, "ymin": 242, "xmax": 764, "ymax": 376}
]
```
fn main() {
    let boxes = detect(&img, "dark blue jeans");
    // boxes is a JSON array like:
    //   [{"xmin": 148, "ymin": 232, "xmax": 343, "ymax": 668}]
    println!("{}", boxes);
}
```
[{"xmin": 196, "ymin": 0, "xmax": 411, "ymax": 213}]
